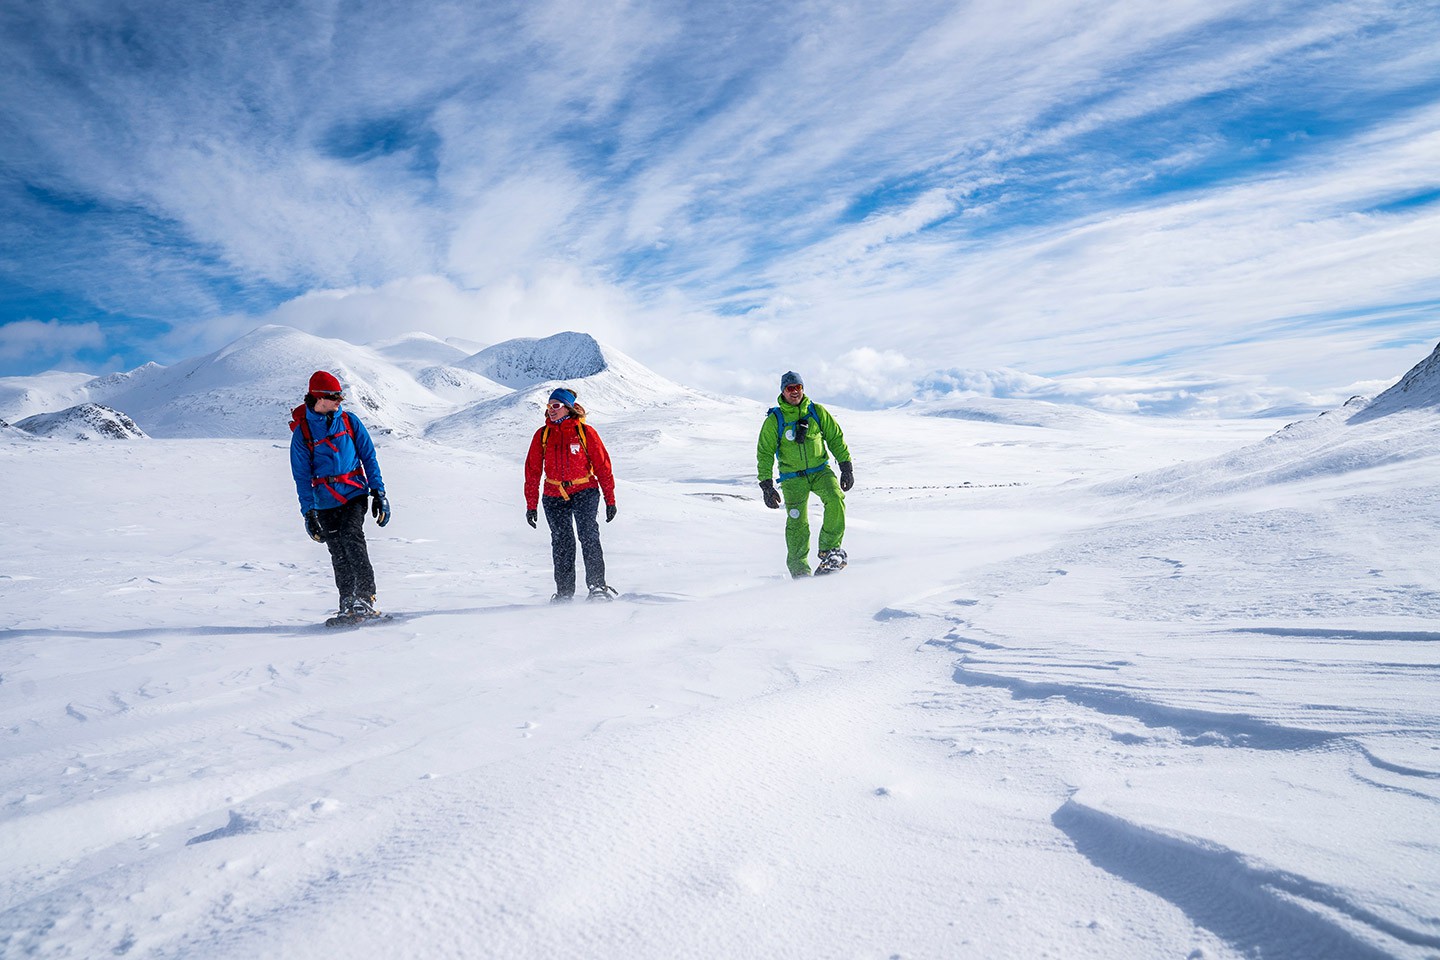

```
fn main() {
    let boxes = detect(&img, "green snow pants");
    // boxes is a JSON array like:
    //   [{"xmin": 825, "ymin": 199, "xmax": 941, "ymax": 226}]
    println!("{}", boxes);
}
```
[{"xmin": 780, "ymin": 467, "xmax": 846, "ymax": 576}]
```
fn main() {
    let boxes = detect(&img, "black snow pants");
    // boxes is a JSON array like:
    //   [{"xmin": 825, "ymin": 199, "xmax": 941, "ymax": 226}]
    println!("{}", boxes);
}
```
[
  {"xmin": 542, "ymin": 486, "xmax": 605, "ymax": 598},
  {"xmin": 317, "ymin": 493, "xmax": 377, "ymax": 604}
]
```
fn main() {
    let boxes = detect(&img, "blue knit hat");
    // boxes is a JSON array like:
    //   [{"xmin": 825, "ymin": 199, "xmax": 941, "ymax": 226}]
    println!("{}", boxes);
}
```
[
  {"xmin": 548, "ymin": 387, "xmax": 577, "ymax": 408},
  {"xmin": 780, "ymin": 371, "xmax": 804, "ymax": 390}
]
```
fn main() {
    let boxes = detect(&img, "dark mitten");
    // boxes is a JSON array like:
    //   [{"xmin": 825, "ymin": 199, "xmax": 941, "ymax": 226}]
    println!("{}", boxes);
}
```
[
  {"xmin": 839, "ymin": 461, "xmax": 854, "ymax": 492},
  {"xmin": 759, "ymin": 479, "xmax": 782, "ymax": 509},
  {"xmin": 526, "ymin": 508, "xmax": 538, "ymax": 528},
  {"xmin": 606, "ymin": 503, "xmax": 617, "ymax": 523},
  {"xmin": 371, "ymin": 490, "xmax": 391, "ymax": 526},
  {"xmin": 304, "ymin": 510, "xmax": 325, "ymax": 542}
]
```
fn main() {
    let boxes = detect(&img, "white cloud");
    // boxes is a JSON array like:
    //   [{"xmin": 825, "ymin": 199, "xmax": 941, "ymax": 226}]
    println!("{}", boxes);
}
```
[{"xmin": 0, "ymin": 319, "xmax": 105, "ymax": 365}]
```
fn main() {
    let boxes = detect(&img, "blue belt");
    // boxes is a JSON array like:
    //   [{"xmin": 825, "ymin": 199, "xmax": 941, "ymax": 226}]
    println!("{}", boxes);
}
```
[{"xmin": 778, "ymin": 461, "xmax": 829, "ymax": 482}]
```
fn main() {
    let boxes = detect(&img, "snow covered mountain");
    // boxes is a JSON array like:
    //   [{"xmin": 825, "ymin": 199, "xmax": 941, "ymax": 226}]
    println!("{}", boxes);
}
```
[
  {"xmin": 1099, "ymin": 339, "xmax": 1440, "ymax": 501},
  {"xmin": 1350, "ymin": 339, "xmax": 1440, "ymax": 422},
  {"xmin": 97, "ymin": 326, "xmax": 453, "ymax": 439},
  {"xmin": 15, "ymin": 403, "xmax": 149, "ymax": 440},
  {"xmin": 366, "ymin": 333, "xmax": 478, "ymax": 374},
  {"xmin": 0, "ymin": 370, "xmax": 96, "ymax": 422},
  {"xmin": 428, "ymin": 331, "xmax": 727, "ymax": 450}
]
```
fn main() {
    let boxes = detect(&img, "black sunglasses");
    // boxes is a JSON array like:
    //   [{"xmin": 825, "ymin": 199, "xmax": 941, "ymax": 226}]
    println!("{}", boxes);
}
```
[{"xmin": 319, "ymin": 392, "xmax": 343, "ymax": 401}]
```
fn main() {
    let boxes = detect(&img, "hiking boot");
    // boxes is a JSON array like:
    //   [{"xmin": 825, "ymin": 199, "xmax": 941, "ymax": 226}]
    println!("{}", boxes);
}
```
[
  {"xmin": 550, "ymin": 592, "xmax": 574, "ymax": 604},
  {"xmin": 347, "ymin": 595, "xmax": 382, "ymax": 618},
  {"xmin": 587, "ymin": 584, "xmax": 618, "ymax": 601},
  {"xmin": 815, "ymin": 548, "xmax": 848, "ymax": 576}
]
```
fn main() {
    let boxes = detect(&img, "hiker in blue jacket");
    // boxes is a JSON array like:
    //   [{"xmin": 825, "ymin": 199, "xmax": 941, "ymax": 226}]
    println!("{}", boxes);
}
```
[{"xmin": 289, "ymin": 370, "xmax": 391, "ymax": 620}]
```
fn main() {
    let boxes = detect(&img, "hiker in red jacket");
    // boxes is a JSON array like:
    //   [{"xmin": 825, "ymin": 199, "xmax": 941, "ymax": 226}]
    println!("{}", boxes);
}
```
[{"xmin": 524, "ymin": 387, "xmax": 618, "ymax": 602}]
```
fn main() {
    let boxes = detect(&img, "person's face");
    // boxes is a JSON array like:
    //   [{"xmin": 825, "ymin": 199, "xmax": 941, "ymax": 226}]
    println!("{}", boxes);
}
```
[
  {"xmin": 546, "ymin": 400, "xmax": 569, "ymax": 422},
  {"xmin": 782, "ymin": 382, "xmax": 804, "ymax": 403},
  {"xmin": 314, "ymin": 392, "xmax": 342, "ymax": 413}
]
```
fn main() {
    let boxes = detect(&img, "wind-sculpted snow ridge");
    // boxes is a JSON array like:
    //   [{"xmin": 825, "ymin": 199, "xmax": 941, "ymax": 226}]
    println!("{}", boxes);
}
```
[
  {"xmin": 1052, "ymin": 800, "xmax": 1429, "ymax": 959},
  {"xmin": 16, "ymin": 403, "xmax": 149, "ymax": 440},
  {"xmin": 97, "ymin": 325, "xmax": 452, "ymax": 439}
]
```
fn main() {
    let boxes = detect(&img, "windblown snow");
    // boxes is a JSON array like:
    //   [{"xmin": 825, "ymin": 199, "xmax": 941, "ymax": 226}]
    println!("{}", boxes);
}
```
[{"xmin": 2, "ymin": 329, "xmax": 1437, "ymax": 960}]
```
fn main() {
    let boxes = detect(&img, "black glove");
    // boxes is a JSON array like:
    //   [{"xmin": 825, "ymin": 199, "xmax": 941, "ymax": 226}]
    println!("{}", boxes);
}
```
[
  {"xmin": 606, "ymin": 503, "xmax": 617, "ymax": 523},
  {"xmin": 526, "ymin": 508, "xmax": 538, "ymax": 528},
  {"xmin": 839, "ymin": 461, "xmax": 854, "ymax": 492},
  {"xmin": 304, "ymin": 509, "xmax": 325, "ymax": 542},
  {"xmin": 371, "ymin": 490, "xmax": 391, "ymax": 527},
  {"xmin": 759, "ymin": 479, "xmax": 781, "ymax": 509}
]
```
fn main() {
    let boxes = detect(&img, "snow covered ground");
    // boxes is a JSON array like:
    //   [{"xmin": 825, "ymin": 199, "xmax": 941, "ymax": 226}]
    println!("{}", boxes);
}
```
[{"xmin": 2, "ymin": 335, "xmax": 1438, "ymax": 959}]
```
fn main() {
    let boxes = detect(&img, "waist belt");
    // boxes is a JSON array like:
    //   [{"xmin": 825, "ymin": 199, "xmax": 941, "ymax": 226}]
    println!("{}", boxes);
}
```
[
  {"xmin": 545, "ymin": 475, "xmax": 595, "ymax": 500},
  {"xmin": 312, "ymin": 468, "xmax": 365, "ymax": 504},
  {"xmin": 778, "ymin": 461, "xmax": 829, "ymax": 482}
]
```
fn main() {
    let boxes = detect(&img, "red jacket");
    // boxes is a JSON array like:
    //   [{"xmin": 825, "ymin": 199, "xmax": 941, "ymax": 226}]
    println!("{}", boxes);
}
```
[{"xmin": 524, "ymin": 416, "xmax": 616, "ymax": 510}]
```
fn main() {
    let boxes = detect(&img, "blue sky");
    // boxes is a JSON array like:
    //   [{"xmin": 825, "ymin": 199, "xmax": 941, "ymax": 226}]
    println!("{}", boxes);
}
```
[{"xmin": 2, "ymin": 0, "xmax": 1438, "ymax": 412}]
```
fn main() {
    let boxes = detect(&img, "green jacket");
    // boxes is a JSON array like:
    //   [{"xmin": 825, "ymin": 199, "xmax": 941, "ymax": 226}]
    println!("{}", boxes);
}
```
[{"xmin": 756, "ymin": 393, "xmax": 852, "ymax": 482}]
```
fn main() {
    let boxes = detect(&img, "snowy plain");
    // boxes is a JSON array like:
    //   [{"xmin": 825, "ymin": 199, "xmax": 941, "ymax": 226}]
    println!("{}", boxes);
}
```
[{"xmin": 2, "ymin": 331, "xmax": 1438, "ymax": 959}]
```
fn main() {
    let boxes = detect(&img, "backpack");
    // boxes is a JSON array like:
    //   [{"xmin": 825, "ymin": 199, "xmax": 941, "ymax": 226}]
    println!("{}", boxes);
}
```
[{"xmin": 290, "ymin": 404, "xmax": 365, "ymax": 504}]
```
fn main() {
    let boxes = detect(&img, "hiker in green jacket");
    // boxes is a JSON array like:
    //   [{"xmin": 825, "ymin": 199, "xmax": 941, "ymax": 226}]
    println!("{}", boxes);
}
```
[{"xmin": 756, "ymin": 371, "xmax": 855, "ymax": 577}]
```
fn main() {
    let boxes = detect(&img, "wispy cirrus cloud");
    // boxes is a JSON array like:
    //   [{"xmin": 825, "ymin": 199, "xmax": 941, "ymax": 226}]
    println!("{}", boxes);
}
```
[{"xmin": 0, "ymin": 0, "xmax": 1436, "ymax": 411}]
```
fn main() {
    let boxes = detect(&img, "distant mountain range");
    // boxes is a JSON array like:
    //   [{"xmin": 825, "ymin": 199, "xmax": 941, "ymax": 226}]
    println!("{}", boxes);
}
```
[
  {"xmin": 0, "ymin": 326, "xmax": 727, "ymax": 441},
  {"xmin": 2, "ymin": 331, "xmax": 1437, "ymax": 481}
]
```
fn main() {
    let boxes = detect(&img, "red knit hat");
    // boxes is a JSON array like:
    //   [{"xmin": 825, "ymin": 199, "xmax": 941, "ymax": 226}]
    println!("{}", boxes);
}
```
[{"xmin": 308, "ymin": 370, "xmax": 343, "ymax": 395}]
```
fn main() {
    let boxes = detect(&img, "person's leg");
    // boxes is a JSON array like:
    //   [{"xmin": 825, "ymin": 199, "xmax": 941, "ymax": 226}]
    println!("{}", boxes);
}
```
[
  {"xmin": 812, "ymin": 469, "xmax": 846, "ymax": 553},
  {"xmin": 542, "ymin": 495, "xmax": 577, "ymax": 598},
  {"xmin": 571, "ymin": 488, "xmax": 607, "ymax": 590},
  {"xmin": 319, "ymin": 496, "xmax": 374, "ymax": 606},
  {"xmin": 780, "ymin": 478, "xmax": 813, "ymax": 577}
]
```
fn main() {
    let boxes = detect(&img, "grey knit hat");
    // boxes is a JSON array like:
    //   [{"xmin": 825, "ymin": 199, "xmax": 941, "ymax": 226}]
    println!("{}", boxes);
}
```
[{"xmin": 780, "ymin": 370, "xmax": 804, "ymax": 390}]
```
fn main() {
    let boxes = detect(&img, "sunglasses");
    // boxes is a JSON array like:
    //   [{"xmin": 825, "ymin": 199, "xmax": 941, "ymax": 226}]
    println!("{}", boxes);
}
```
[
  {"xmin": 319, "ymin": 392, "xmax": 343, "ymax": 401},
  {"xmin": 547, "ymin": 401, "xmax": 567, "ymax": 409}
]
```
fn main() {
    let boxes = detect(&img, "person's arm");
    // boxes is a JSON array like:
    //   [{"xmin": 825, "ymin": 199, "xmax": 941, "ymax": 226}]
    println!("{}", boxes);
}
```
[
  {"xmin": 524, "ymin": 428, "xmax": 545, "ymax": 511},
  {"xmin": 290, "ymin": 424, "xmax": 315, "ymax": 515},
  {"xmin": 756, "ymin": 413, "xmax": 778, "ymax": 482}
]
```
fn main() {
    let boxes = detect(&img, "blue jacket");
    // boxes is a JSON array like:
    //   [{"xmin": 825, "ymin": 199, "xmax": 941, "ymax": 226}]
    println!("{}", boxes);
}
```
[{"xmin": 289, "ymin": 406, "xmax": 385, "ymax": 514}]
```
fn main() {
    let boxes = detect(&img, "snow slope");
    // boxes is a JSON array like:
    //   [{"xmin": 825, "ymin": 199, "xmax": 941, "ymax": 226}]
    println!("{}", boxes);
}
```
[
  {"xmin": 1098, "ymin": 342, "xmax": 1440, "ymax": 502},
  {"xmin": 97, "ymin": 326, "xmax": 453, "ymax": 439},
  {"xmin": 0, "ymin": 370, "xmax": 96, "ymax": 422},
  {"xmin": 2, "ymin": 339, "xmax": 1438, "ymax": 959}
]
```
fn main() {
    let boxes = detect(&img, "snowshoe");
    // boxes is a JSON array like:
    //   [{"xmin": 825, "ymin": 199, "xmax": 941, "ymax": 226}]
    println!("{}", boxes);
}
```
[
  {"xmin": 550, "ymin": 592, "xmax": 574, "ymax": 604},
  {"xmin": 587, "ymin": 584, "xmax": 619, "ymax": 602},
  {"xmin": 814, "ymin": 548, "xmax": 848, "ymax": 576},
  {"xmin": 325, "ymin": 595, "xmax": 388, "ymax": 628}
]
